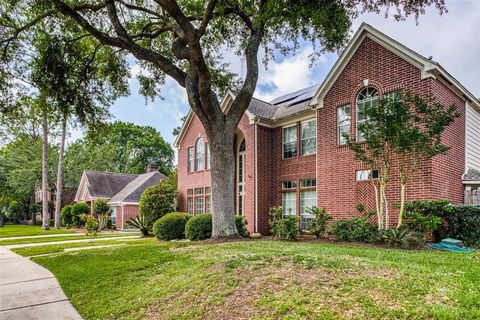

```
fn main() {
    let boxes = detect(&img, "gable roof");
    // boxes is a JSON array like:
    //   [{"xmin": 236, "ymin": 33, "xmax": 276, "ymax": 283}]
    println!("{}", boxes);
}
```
[
  {"xmin": 310, "ymin": 23, "xmax": 480, "ymax": 110},
  {"xmin": 174, "ymin": 23, "xmax": 479, "ymax": 148},
  {"xmin": 81, "ymin": 171, "xmax": 138, "ymax": 199},
  {"xmin": 108, "ymin": 171, "xmax": 166, "ymax": 204}
]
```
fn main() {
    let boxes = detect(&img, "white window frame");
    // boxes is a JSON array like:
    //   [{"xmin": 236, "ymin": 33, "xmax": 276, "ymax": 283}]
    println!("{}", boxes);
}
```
[
  {"xmin": 282, "ymin": 192, "xmax": 296, "ymax": 216},
  {"xmin": 206, "ymin": 143, "xmax": 211, "ymax": 170},
  {"xmin": 282, "ymin": 181, "xmax": 297, "ymax": 190},
  {"xmin": 195, "ymin": 197, "xmax": 204, "ymax": 215},
  {"xmin": 205, "ymin": 195, "xmax": 211, "ymax": 213},
  {"xmin": 300, "ymin": 119, "xmax": 316, "ymax": 156},
  {"xmin": 195, "ymin": 138, "xmax": 205, "ymax": 171},
  {"xmin": 111, "ymin": 207, "xmax": 116, "ymax": 228},
  {"xmin": 282, "ymin": 124, "xmax": 297, "ymax": 159},
  {"xmin": 337, "ymin": 105, "xmax": 351, "ymax": 145},
  {"xmin": 187, "ymin": 147, "xmax": 194, "ymax": 173},
  {"xmin": 187, "ymin": 198, "xmax": 194, "ymax": 215},
  {"xmin": 356, "ymin": 169, "xmax": 379, "ymax": 181},
  {"xmin": 356, "ymin": 87, "xmax": 379, "ymax": 141}
]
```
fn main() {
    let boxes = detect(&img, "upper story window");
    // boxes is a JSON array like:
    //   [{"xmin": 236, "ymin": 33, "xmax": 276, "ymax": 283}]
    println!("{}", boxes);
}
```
[
  {"xmin": 356, "ymin": 87, "xmax": 379, "ymax": 141},
  {"xmin": 282, "ymin": 181, "xmax": 297, "ymax": 190},
  {"xmin": 337, "ymin": 105, "xmax": 351, "ymax": 145},
  {"xmin": 206, "ymin": 143, "xmax": 211, "ymax": 170},
  {"xmin": 187, "ymin": 147, "xmax": 194, "ymax": 173},
  {"xmin": 196, "ymin": 138, "xmax": 205, "ymax": 171},
  {"xmin": 301, "ymin": 120, "xmax": 316, "ymax": 155},
  {"xmin": 300, "ymin": 178, "xmax": 316, "ymax": 188},
  {"xmin": 283, "ymin": 125, "xmax": 297, "ymax": 158}
]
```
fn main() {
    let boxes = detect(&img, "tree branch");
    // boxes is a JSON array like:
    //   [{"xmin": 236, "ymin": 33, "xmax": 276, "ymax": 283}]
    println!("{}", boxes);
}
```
[{"xmin": 198, "ymin": 0, "xmax": 218, "ymax": 36}]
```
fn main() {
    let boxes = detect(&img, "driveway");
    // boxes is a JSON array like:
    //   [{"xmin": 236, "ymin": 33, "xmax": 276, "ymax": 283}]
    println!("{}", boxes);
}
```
[{"xmin": 0, "ymin": 247, "xmax": 82, "ymax": 320}]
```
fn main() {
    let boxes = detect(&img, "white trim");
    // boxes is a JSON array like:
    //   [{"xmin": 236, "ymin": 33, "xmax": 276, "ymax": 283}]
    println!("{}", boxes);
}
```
[
  {"xmin": 463, "ymin": 181, "xmax": 480, "ymax": 185},
  {"xmin": 107, "ymin": 201, "xmax": 138, "ymax": 206},
  {"xmin": 74, "ymin": 172, "xmax": 88, "ymax": 202},
  {"xmin": 300, "ymin": 118, "xmax": 317, "ymax": 156}
]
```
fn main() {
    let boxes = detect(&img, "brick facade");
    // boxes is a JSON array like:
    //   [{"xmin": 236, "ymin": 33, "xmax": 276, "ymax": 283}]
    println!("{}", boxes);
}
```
[{"xmin": 176, "ymin": 33, "xmax": 468, "ymax": 234}]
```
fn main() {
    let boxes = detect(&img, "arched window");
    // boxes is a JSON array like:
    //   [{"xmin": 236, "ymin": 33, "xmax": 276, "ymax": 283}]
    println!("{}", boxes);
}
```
[
  {"xmin": 239, "ymin": 139, "xmax": 246, "ymax": 152},
  {"xmin": 196, "ymin": 138, "xmax": 205, "ymax": 171},
  {"xmin": 356, "ymin": 86, "xmax": 379, "ymax": 141}
]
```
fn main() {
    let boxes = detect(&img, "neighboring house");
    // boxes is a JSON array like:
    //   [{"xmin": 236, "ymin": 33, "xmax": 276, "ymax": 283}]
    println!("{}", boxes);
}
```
[
  {"xmin": 74, "ymin": 165, "xmax": 166, "ymax": 229},
  {"xmin": 175, "ymin": 23, "xmax": 480, "ymax": 235}
]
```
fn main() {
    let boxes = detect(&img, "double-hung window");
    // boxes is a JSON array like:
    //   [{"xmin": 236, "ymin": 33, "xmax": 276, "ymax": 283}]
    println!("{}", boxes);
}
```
[
  {"xmin": 282, "ymin": 192, "xmax": 296, "ymax": 216},
  {"xmin": 300, "ymin": 179, "xmax": 316, "ymax": 230},
  {"xmin": 283, "ymin": 125, "xmax": 297, "ymax": 158},
  {"xmin": 196, "ymin": 138, "xmax": 205, "ymax": 171},
  {"xmin": 337, "ymin": 105, "xmax": 351, "ymax": 145},
  {"xmin": 187, "ymin": 147, "xmax": 194, "ymax": 173},
  {"xmin": 301, "ymin": 120, "xmax": 316, "ymax": 155}
]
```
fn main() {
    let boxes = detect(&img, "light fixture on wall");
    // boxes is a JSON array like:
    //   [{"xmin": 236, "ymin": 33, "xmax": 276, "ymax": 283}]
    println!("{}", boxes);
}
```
[{"xmin": 363, "ymin": 79, "xmax": 369, "ymax": 87}]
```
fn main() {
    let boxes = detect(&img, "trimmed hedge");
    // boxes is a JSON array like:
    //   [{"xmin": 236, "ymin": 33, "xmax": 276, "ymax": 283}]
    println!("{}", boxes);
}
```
[
  {"xmin": 185, "ymin": 214, "xmax": 212, "ymax": 241},
  {"xmin": 153, "ymin": 212, "xmax": 190, "ymax": 240},
  {"xmin": 61, "ymin": 205, "xmax": 73, "ymax": 226},
  {"xmin": 443, "ymin": 205, "xmax": 480, "ymax": 246}
]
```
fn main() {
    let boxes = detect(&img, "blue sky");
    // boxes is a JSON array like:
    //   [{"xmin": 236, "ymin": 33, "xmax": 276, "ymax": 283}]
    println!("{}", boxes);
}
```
[{"xmin": 93, "ymin": 0, "xmax": 480, "ymax": 146}]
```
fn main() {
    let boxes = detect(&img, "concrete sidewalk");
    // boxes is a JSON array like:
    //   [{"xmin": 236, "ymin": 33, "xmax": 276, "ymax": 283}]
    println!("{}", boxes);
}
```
[
  {"xmin": 3, "ymin": 235, "xmax": 141, "ymax": 249},
  {"xmin": 0, "ymin": 247, "xmax": 82, "ymax": 320}
]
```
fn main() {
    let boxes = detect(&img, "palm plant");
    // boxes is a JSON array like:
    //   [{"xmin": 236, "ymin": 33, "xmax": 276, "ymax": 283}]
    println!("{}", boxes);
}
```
[{"xmin": 128, "ymin": 214, "xmax": 152, "ymax": 237}]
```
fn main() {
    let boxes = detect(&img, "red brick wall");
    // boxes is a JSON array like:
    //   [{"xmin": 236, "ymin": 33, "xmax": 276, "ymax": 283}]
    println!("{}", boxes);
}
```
[
  {"xmin": 318, "ymin": 37, "xmax": 464, "ymax": 225},
  {"xmin": 177, "ymin": 112, "xmax": 257, "ymax": 233},
  {"xmin": 176, "ymin": 36, "xmax": 466, "ymax": 233},
  {"xmin": 112, "ymin": 204, "xmax": 139, "ymax": 229}
]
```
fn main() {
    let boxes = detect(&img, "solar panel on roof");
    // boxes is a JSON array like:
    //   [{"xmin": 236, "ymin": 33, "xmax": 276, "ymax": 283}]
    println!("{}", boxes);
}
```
[
  {"xmin": 269, "ymin": 83, "xmax": 319, "ymax": 105},
  {"xmin": 273, "ymin": 85, "xmax": 320, "ymax": 107}
]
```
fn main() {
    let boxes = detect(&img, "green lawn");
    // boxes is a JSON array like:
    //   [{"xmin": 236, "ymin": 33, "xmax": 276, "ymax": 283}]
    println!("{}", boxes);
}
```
[
  {"xmin": 0, "ymin": 232, "xmax": 140, "ymax": 245},
  {"xmin": 24, "ymin": 239, "xmax": 479, "ymax": 320},
  {"xmin": 0, "ymin": 224, "xmax": 75, "ymax": 238}
]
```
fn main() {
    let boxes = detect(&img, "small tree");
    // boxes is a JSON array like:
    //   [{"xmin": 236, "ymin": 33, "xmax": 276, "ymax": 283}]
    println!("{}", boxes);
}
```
[
  {"xmin": 139, "ymin": 180, "xmax": 177, "ymax": 222},
  {"xmin": 306, "ymin": 206, "xmax": 332, "ymax": 238},
  {"xmin": 347, "ymin": 93, "xmax": 459, "ymax": 229},
  {"xmin": 93, "ymin": 199, "xmax": 109, "ymax": 216}
]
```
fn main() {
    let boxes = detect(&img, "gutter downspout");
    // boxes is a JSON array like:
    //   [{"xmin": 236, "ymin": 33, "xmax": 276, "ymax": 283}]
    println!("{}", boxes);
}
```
[
  {"xmin": 121, "ymin": 204, "xmax": 125, "ymax": 231},
  {"xmin": 254, "ymin": 117, "xmax": 260, "ymax": 233}
]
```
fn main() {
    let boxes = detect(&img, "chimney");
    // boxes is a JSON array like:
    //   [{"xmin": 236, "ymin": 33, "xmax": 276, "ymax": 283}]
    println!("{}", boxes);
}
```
[{"xmin": 146, "ymin": 164, "xmax": 157, "ymax": 173}]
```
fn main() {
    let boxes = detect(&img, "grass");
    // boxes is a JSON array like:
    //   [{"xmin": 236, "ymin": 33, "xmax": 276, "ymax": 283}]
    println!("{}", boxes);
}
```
[
  {"xmin": 23, "ymin": 239, "xmax": 479, "ymax": 320},
  {"xmin": 0, "ymin": 224, "xmax": 75, "ymax": 238},
  {"xmin": 0, "ymin": 232, "xmax": 140, "ymax": 245}
]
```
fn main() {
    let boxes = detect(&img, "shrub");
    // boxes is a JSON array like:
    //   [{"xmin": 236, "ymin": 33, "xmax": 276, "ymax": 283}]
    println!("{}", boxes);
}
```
[
  {"xmin": 306, "ymin": 206, "xmax": 332, "ymax": 238},
  {"xmin": 382, "ymin": 228, "xmax": 423, "ymax": 248},
  {"xmin": 139, "ymin": 180, "xmax": 178, "ymax": 222},
  {"xmin": 98, "ymin": 214, "xmax": 110, "ymax": 230},
  {"xmin": 71, "ymin": 202, "xmax": 90, "ymax": 226},
  {"xmin": 268, "ymin": 206, "xmax": 298, "ymax": 241},
  {"xmin": 93, "ymin": 199, "xmax": 109, "ymax": 215},
  {"xmin": 61, "ymin": 205, "xmax": 73, "ymax": 226},
  {"xmin": 85, "ymin": 215, "xmax": 99, "ymax": 236},
  {"xmin": 153, "ymin": 212, "xmax": 190, "ymax": 240},
  {"xmin": 235, "ymin": 215, "xmax": 249, "ymax": 237},
  {"xmin": 402, "ymin": 199, "xmax": 451, "ymax": 233},
  {"xmin": 128, "ymin": 214, "xmax": 152, "ymax": 236},
  {"xmin": 185, "ymin": 214, "xmax": 212, "ymax": 241},
  {"xmin": 331, "ymin": 217, "xmax": 379, "ymax": 242},
  {"xmin": 6, "ymin": 200, "xmax": 25, "ymax": 223},
  {"xmin": 443, "ymin": 205, "xmax": 480, "ymax": 246}
]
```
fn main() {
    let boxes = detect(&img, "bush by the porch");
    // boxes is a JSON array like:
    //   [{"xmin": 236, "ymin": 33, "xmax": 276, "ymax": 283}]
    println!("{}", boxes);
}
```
[
  {"xmin": 153, "ymin": 212, "xmax": 190, "ymax": 240},
  {"xmin": 71, "ymin": 202, "xmax": 90, "ymax": 226},
  {"xmin": 61, "ymin": 205, "xmax": 73, "ymax": 226},
  {"xmin": 331, "ymin": 217, "xmax": 379, "ymax": 242},
  {"xmin": 139, "ymin": 180, "xmax": 177, "ymax": 222},
  {"xmin": 185, "ymin": 214, "xmax": 212, "ymax": 241},
  {"xmin": 268, "ymin": 206, "xmax": 298, "ymax": 241},
  {"xmin": 235, "ymin": 215, "xmax": 249, "ymax": 237}
]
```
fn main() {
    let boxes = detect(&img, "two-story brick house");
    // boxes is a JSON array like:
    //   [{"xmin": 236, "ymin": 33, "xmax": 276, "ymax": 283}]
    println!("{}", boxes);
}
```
[{"xmin": 175, "ymin": 24, "xmax": 480, "ymax": 235}]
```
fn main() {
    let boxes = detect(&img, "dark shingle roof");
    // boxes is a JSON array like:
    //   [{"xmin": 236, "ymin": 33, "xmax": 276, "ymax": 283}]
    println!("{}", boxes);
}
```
[
  {"xmin": 85, "ymin": 171, "xmax": 138, "ymax": 199},
  {"xmin": 108, "ymin": 171, "xmax": 166, "ymax": 203},
  {"xmin": 463, "ymin": 168, "xmax": 480, "ymax": 182},
  {"xmin": 248, "ymin": 84, "xmax": 320, "ymax": 121}
]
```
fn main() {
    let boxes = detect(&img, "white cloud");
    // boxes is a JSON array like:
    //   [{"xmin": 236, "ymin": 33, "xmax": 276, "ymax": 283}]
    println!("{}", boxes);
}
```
[{"xmin": 255, "ymin": 47, "xmax": 324, "ymax": 101}]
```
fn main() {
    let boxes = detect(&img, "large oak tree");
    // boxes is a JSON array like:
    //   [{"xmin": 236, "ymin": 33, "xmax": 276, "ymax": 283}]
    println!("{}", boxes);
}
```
[{"xmin": 1, "ymin": 0, "xmax": 447, "ymax": 238}]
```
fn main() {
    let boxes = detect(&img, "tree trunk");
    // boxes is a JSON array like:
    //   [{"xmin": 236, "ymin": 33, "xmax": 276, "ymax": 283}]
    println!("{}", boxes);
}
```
[
  {"xmin": 54, "ymin": 117, "xmax": 67, "ymax": 229},
  {"xmin": 41, "ymin": 108, "xmax": 50, "ymax": 230},
  {"xmin": 397, "ymin": 183, "xmax": 406, "ymax": 229},
  {"xmin": 373, "ymin": 183, "xmax": 382, "ymax": 230},
  {"xmin": 209, "ymin": 130, "xmax": 239, "ymax": 239},
  {"xmin": 383, "ymin": 188, "xmax": 389, "ymax": 230},
  {"xmin": 378, "ymin": 183, "xmax": 386, "ymax": 230}
]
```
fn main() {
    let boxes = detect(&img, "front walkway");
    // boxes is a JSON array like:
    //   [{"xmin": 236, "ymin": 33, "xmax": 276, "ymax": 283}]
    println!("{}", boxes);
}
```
[
  {"xmin": 3, "ymin": 235, "xmax": 140, "ymax": 249},
  {"xmin": 0, "ymin": 247, "xmax": 82, "ymax": 320}
]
